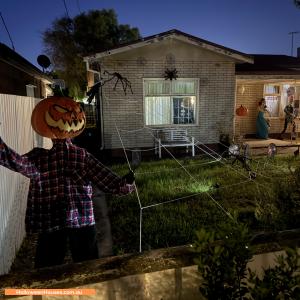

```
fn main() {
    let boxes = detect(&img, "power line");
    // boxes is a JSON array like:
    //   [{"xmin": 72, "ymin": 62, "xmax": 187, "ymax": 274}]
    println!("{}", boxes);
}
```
[
  {"xmin": 288, "ymin": 31, "xmax": 300, "ymax": 56},
  {"xmin": 0, "ymin": 11, "xmax": 15, "ymax": 51},
  {"xmin": 62, "ymin": 0, "xmax": 70, "ymax": 19},
  {"xmin": 76, "ymin": 0, "xmax": 82, "ymax": 14}
]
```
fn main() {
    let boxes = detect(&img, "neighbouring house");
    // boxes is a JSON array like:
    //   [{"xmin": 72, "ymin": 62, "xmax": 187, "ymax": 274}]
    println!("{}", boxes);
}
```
[
  {"xmin": 0, "ymin": 43, "xmax": 52, "ymax": 98},
  {"xmin": 235, "ymin": 54, "xmax": 300, "ymax": 138},
  {"xmin": 83, "ymin": 29, "xmax": 300, "ymax": 154}
]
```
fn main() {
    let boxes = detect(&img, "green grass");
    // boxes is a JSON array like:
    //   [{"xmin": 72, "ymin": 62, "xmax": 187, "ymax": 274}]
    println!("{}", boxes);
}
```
[{"xmin": 108, "ymin": 155, "xmax": 300, "ymax": 254}]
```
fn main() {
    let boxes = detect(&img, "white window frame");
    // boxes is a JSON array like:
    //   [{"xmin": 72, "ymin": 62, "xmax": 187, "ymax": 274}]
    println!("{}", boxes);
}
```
[{"xmin": 143, "ymin": 78, "xmax": 199, "ymax": 127}]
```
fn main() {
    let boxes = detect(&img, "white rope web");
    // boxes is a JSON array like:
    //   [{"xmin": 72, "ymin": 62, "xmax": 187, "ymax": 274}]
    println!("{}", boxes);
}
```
[
  {"xmin": 100, "ymin": 91, "xmax": 292, "ymax": 253},
  {"xmin": 103, "ymin": 98, "xmax": 254, "ymax": 252}
]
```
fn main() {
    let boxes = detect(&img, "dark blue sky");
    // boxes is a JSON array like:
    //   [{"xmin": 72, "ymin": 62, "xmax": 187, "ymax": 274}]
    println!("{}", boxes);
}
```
[{"xmin": 1, "ymin": 0, "xmax": 300, "ymax": 69}]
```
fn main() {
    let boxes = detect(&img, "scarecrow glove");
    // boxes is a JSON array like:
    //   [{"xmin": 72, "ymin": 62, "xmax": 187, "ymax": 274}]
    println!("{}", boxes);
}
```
[
  {"xmin": 122, "ymin": 170, "xmax": 135, "ymax": 184},
  {"xmin": 119, "ymin": 183, "xmax": 135, "ymax": 195}
]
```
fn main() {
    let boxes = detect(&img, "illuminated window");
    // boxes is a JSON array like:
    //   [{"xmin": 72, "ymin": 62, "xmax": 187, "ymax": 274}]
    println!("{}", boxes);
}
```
[
  {"xmin": 263, "ymin": 84, "xmax": 281, "ymax": 117},
  {"xmin": 144, "ymin": 79, "xmax": 198, "ymax": 125}
]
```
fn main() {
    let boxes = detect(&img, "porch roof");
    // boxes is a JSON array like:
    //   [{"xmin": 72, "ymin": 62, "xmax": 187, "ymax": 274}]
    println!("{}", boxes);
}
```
[{"xmin": 236, "ymin": 54, "xmax": 300, "ymax": 75}]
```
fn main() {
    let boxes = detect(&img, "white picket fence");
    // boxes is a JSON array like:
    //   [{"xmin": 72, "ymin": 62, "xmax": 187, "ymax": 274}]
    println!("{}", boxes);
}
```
[{"xmin": 0, "ymin": 94, "xmax": 51, "ymax": 275}]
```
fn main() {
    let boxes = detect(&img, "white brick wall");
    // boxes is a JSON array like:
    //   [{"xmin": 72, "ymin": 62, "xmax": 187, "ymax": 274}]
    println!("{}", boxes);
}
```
[{"xmin": 100, "ymin": 60, "xmax": 236, "ymax": 149}]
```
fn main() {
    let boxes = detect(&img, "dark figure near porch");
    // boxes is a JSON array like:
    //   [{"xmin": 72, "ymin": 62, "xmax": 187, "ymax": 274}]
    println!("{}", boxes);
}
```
[{"xmin": 281, "ymin": 95, "xmax": 295, "ymax": 138}]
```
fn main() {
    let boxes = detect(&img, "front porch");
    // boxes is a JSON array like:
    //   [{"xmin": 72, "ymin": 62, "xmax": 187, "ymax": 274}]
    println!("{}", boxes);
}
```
[{"xmin": 243, "ymin": 137, "xmax": 300, "ymax": 156}]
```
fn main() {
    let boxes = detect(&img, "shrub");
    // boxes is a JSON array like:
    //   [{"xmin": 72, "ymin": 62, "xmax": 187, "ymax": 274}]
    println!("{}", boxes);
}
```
[
  {"xmin": 193, "ymin": 214, "xmax": 252, "ymax": 300},
  {"xmin": 247, "ymin": 248, "xmax": 300, "ymax": 300}
]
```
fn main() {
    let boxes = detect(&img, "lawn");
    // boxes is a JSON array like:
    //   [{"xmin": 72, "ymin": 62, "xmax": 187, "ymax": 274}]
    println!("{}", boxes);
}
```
[{"xmin": 109, "ymin": 154, "xmax": 300, "ymax": 254}]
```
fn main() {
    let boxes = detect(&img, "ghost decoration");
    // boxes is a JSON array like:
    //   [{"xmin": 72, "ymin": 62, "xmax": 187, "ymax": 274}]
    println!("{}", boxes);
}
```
[{"xmin": 31, "ymin": 96, "xmax": 86, "ymax": 139}]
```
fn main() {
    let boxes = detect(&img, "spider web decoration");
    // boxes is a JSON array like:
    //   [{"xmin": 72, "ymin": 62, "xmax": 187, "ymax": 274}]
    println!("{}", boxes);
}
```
[
  {"xmin": 105, "ymin": 112, "xmax": 291, "ymax": 252},
  {"xmin": 165, "ymin": 53, "xmax": 176, "ymax": 66},
  {"xmin": 136, "ymin": 56, "xmax": 147, "ymax": 66},
  {"xmin": 99, "ymin": 74, "xmax": 290, "ymax": 253}
]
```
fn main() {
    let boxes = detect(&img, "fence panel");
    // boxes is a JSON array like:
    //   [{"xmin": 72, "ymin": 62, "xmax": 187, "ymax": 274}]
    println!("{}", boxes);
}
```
[{"xmin": 0, "ymin": 94, "xmax": 50, "ymax": 275}]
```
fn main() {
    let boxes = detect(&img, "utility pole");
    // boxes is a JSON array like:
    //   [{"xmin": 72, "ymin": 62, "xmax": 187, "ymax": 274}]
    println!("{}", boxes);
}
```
[{"xmin": 289, "ymin": 31, "xmax": 300, "ymax": 56}]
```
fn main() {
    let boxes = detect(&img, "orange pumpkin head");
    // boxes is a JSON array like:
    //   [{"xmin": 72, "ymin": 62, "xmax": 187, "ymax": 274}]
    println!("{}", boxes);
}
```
[
  {"xmin": 236, "ymin": 105, "xmax": 248, "ymax": 117},
  {"xmin": 31, "ymin": 96, "xmax": 86, "ymax": 139}
]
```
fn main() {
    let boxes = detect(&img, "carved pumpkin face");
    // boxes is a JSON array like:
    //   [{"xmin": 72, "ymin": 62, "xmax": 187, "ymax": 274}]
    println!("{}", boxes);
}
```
[{"xmin": 31, "ymin": 96, "xmax": 86, "ymax": 139}]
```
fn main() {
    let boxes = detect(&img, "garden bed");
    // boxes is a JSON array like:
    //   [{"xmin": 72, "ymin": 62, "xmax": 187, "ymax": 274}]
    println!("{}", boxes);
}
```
[{"xmin": 1, "ymin": 232, "xmax": 300, "ymax": 296}]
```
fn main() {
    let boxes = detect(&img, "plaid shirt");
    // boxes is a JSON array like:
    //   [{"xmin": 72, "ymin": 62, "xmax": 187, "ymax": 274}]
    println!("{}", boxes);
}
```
[{"xmin": 0, "ymin": 137, "xmax": 132, "ymax": 233}]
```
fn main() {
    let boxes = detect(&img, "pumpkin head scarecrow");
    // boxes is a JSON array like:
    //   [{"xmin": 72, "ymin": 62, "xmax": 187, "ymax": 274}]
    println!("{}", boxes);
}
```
[
  {"xmin": 31, "ymin": 96, "xmax": 86, "ymax": 139},
  {"xmin": 0, "ymin": 95, "xmax": 134, "ymax": 269}
]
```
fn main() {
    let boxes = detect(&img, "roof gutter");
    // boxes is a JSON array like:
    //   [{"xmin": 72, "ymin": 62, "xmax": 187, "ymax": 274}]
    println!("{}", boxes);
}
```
[{"xmin": 84, "ymin": 60, "xmax": 104, "ymax": 150}]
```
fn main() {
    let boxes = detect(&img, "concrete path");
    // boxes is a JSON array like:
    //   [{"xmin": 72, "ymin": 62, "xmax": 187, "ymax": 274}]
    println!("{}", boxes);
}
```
[{"xmin": 92, "ymin": 185, "xmax": 113, "ymax": 257}]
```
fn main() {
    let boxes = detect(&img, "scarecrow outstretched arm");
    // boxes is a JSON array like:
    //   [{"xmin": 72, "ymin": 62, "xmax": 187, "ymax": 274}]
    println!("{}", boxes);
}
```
[
  {"xmin": 0, "ymin": 136, "xmax": 39, "ymax": 179},
  {"xmin": 84, "ymin": 153, "xmax": 134, "ymax": 195}
]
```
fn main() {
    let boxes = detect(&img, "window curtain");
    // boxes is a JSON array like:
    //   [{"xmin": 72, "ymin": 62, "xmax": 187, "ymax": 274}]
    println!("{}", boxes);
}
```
[
  {"xmin": 145, "ymin": 96, "xmax": 171, "ymax": 125},
  {"xmin": 172, "ymin": 81, "xmax": 195, "ymax": 94},
  {"xmin": 145, "ymin": 81, "xmax": 170, "ymax": 95},
  {"xmin": 265, "ymin": 96, "xmax": 280, "ymax": 117}
]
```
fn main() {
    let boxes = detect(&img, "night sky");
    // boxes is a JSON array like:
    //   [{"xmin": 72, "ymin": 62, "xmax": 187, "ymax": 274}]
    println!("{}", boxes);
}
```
[{"xmin": 1, "ymin": 0, "xmax": 300, "ymax": 69}]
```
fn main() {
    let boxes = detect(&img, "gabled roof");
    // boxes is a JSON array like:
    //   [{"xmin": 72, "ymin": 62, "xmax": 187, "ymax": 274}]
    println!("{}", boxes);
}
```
[
  {"xmin": 84, "ymin": 29, "xmax": 253, "ymax": 64},
  {"xmin": 236, "ymin": 54, "xmax": 300, "ymax": 75},
  {"xmin": 0, "ymin": 43, "xmax": 51, "ymax": 82}
]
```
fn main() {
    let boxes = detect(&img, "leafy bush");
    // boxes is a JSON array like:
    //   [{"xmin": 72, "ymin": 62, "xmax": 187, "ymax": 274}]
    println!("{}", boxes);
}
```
[
  {"xmin": 193, "ymin": 218, "xmax": 300, "ymax": 300},
  {"xmin": 193, "ymin": 215, "xmax": 252, "ymax": 300},
  {"xmin": 247, "ymin": 248, "xmax": 300, "ymax": 300}
]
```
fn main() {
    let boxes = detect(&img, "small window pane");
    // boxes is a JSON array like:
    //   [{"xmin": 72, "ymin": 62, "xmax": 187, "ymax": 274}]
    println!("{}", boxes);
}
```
[
  {"xmin": 145, "ymin": 81, "xmax": 170, "ymax": 95},
  {"xmin": 265, "ymin": 96, "xmax": 280, "ymax": 117},
  {"xmin": 264, "ymin": 84, "xmax": 280, "ymax": 94},
  {"xmin": 173, "ymin": 97, "xmax": 195, "ymax": 124},
  {"xmin": 172, "ymin": 81, "xmax": 195, "ymax": 94},
  {"xmin": 145, "ymin": 96, "xmax": 171, "ymax": 125}
]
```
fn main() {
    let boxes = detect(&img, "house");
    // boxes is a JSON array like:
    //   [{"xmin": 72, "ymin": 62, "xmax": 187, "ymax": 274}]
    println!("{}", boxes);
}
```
[
  {"xmin": 235, "ymin": 54, "xmax": 300, "ymax": 138},
  {"xmin": 0, "ymin": 43, "xmax": 52, "ymax": 98},
  {"xmin": 84, "ymin": 29, "xmax": 254, "ymax": 154},
  {"xmin": 84, "ymin": 30, "xmax": 300, "ymax": 155}
]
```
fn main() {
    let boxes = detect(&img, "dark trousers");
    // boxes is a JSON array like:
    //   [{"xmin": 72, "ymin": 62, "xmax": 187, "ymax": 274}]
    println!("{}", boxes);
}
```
[
  {"xmin": 34, "ymin": 226, "xmax": 99, "ymax": 268},
  {"xmin": 281, "ymin": 119, "xmax": 294, "ymax": 134}
]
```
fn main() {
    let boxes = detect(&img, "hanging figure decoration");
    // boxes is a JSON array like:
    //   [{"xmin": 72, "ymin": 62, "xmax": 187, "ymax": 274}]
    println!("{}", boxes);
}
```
[
  {"xmin": 228, "ymin": 143, "xmax": 256, "ymax": 179},
  {"xmin": 0, "ymin": 94, "xmax": 135, "ymax": 269}
]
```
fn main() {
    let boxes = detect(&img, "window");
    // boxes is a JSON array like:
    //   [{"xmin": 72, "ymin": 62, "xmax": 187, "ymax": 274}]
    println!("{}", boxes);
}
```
[
  {"xmin": 263, "ymin": 84, "xmax": 300, "ymax": 117},
  {"xmin": 263, "ymin": 84, "xmax": 281, "ymax": 117},
  {"xmin": 144, "ymin": 79, "xmax": 197, "ymax": 125},
  {"xmin": 26, "ymin": 84, "xmax": 36, "ymax": 97}
]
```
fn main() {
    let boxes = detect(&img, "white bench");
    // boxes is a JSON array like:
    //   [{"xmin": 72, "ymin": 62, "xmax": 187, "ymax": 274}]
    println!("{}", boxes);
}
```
[{"xmin": 155, "ymin": 128, "xmax": 195, "ymax": 158}]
